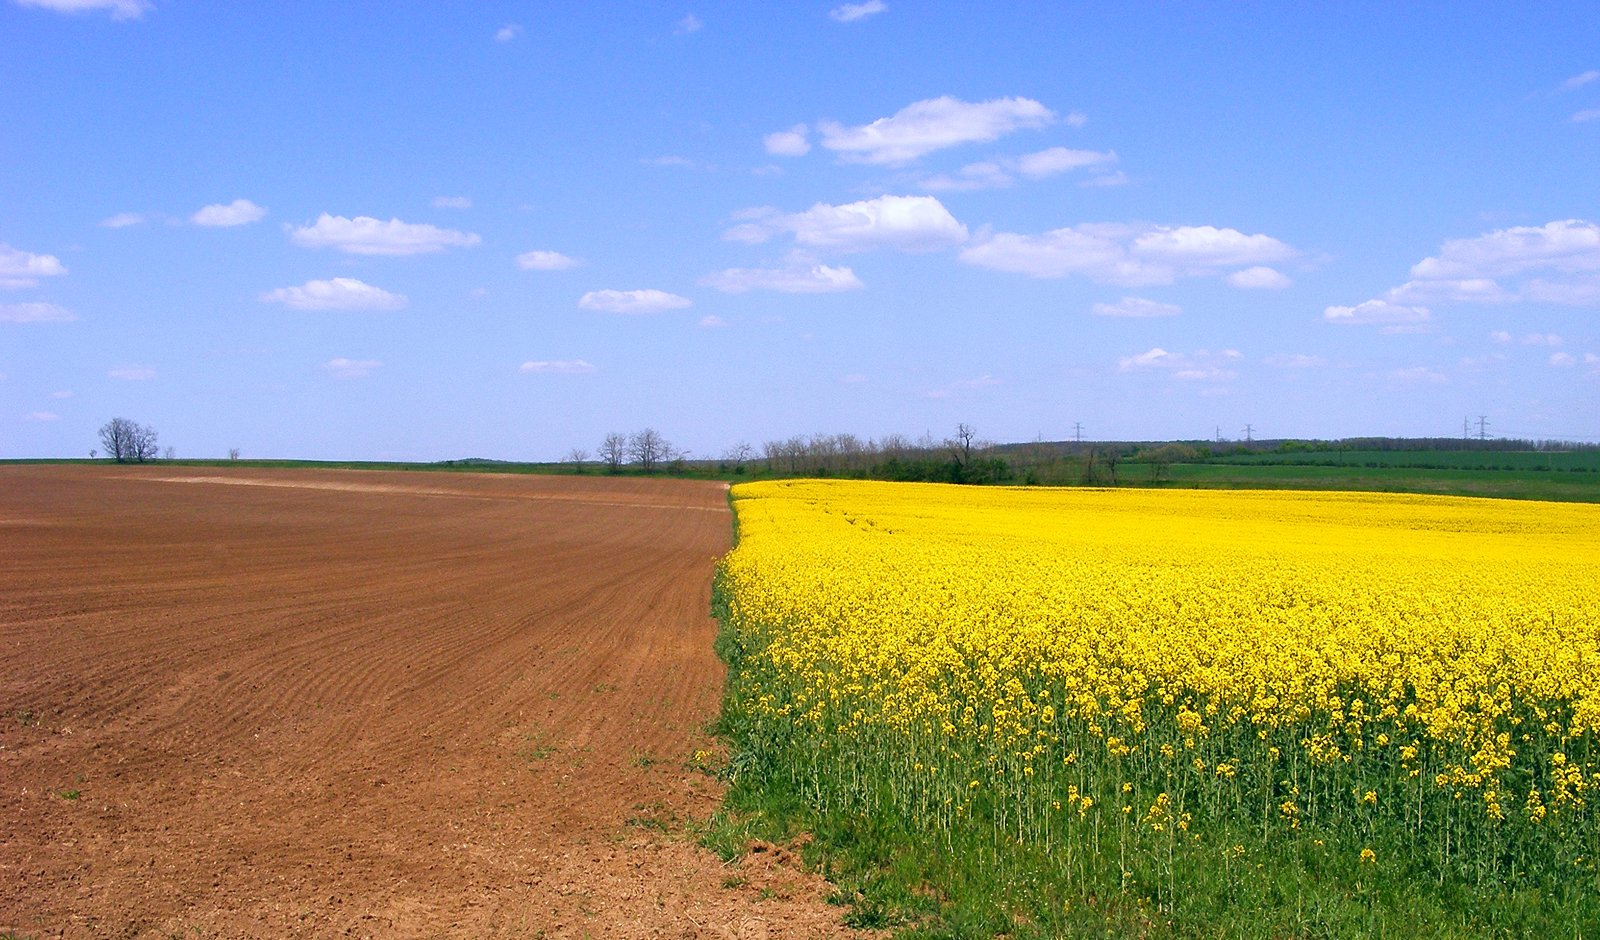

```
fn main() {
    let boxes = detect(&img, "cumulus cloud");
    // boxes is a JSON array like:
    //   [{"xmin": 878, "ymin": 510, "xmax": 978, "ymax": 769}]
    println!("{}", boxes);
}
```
[
  {"xmin": 1323, "ymin": 299, "xmax": 1431, "ymax": 326},
  {"xmin": 1117, "ymin": 347, "xmax": 1241, "ymax": 382},
  {"xmin": 431, "ymin": 196, "xmax": 472, "ymax": 209},
  {"xmin": 99, "ymin": 212, "xmax": 146, "ymax": 228},
  {"xmin": 701, "ymin": 263, "xmax": 863, "ymax": 294},
  {"xmin": 0, "ymin": 243, "xmax": 68, "ymax": 289},
  {"xmin": 191, "ymin": 199, "xmax": 267, "ymax": 227},
  {"xmin": 818, "ymin": 96, "xmax": 1056, "ymax": 166},
  {"xmin": 494, "ymin": 23, "xmax": 521, "ymax": 42},
  {"xmin": 829, "ymin": 0, "xmax": 886, "ymax": 22},
  {"xmin": 14, "ymin": 0, "xmax": 150, "ymax": 19},
  {"xmin": 1091, "ymin": 297, "xmax": 1181, "ymax": 318},
  {"xmin": 0, "ymin": 302, "xmax": 77, "ymax": 323},
  {"xmin": 1227, "ymin": 266, "xmax": 1293, "ymax": 290},
  {"xmin": 324, "ymin": 358, "xmax": 381, "ymax": 379},
  {"xmin": 577, "ymin": 289, "xmax": 692, "ymax": 314},
  {"xmin": 725, "ymin": 194, "xmax": 968, "ymax": 253},
  {"xmin": 109, "ymin": 365, "xmax": 155, "ymax": 381},
  {"xmin": 289, "ymin": 214, "xmax": 481, "ymax": 255},
  {"xmin": 516, "ymin": 249, "xmax": 582, "ymax": 270},
  {"xmin": 260, "ymin": 278, "xmax": 408, "ymax": 311},
  {"xmin": 519, "ymin": 359, "xmax": 597, "ymax": 374},
  {"xmin": 763, "ymin": 124, "xmax": 811, "ymax": 157},
  {"xmin": 1335, "ymin": 219, "xmax": 1600, "ymax": 321},
  {"xmin": 959, "ymin": 223, "xmax": 1295, "ymax": 285}
]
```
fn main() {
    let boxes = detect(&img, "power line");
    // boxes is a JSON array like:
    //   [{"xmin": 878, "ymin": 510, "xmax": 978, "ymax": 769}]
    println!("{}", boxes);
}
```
[
  {"xmin": 1477, "ymin": 415, "xmax": 1490, "ymax": 441},
  {"xmin": 1072, "ymin": 422, "xmax": 1083, "ymax": 443},
  {"xmin": 1242, "ymin": 424, "xmax": 1254, "ymax": 443}
]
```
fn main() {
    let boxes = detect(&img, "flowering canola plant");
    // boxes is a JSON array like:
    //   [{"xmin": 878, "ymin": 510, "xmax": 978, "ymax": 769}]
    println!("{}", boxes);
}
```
[{"xmin": 718, "ymin": 480, "xmax": 1600, "ymax": 888}]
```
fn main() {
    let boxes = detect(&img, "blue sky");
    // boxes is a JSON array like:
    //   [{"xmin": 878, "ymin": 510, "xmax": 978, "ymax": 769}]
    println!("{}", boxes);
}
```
[{"xmin": 2, "ymin": 1, "xmax": 1596, "ymax": 461}]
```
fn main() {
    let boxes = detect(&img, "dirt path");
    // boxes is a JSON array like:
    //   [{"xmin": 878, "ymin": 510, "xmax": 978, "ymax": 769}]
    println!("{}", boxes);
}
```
[{"xmin": 0, "ymin": 466, "xmax": 860, "ymax": 939}]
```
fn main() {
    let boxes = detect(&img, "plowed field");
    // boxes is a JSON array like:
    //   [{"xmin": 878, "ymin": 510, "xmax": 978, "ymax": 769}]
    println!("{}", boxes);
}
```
[{"xmin": 0, "ymin": 466, "xmax": 860, "ymax": 939}]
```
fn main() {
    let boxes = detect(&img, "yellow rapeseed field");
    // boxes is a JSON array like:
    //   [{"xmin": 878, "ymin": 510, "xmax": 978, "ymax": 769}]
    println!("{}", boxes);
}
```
[{"xmin": 719, "ymin": 480, "xmax": 1600, "ymax": 886}]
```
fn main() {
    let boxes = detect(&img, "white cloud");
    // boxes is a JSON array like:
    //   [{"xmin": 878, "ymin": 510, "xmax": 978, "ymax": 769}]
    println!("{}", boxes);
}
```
[
  {"xmin": 1265, "ymin": 354, "xmax": 1324, "ymax": 368},
  {"xmin": 191, "ymin": 198, "xmax": 267, "ymax": 227},
  {"xmin": 1573, "ymin": 109, "xmax": 1600, "ymax": 124},
  {"xmin": 818, "ymin": 96, "xmax": 1056, "ymax": 166},
  {"xmin": 1560, "ymin": 70, "xmax": 1600, "ymax": 92},
  {"xmin": 324, "ymin": 358, "xmax": 380, "ymax": 379},
  {"xmin": 1081, "ymin": 170, "xmax": 1130, "ymax": 188},
  {"xmin": 1551, "ymin": 352, "xmax": 1577, "ymax": 367},
  {"xmin": 1342, "ymin": 220, "xmax": 1600, "ymax": 319},
  {"xmin": 1384, "ymin": 278, "xmax": 1514, "ymax": 305},
  {"xmin": 829, "ymin": 0, "xmax": 886, "ymax": 22},
  {"xmin": 725, "ymin": 194, "xmax": 968, "ymax": 253},
  {"xmin": 643, "ymin": 154, "xmax": 698, "ymax": 168},
  {"xmin": 0, "ymin": 301, "xmax": 77, "ymax": 323},
  {"xmin": 1521, "ymin": 332, "xmax": 1564, "ymax": 347},
  {"xmin": 494, "ymin": 23, "xmax": 521, "ymax": 42},
  {"xmin": 1489, "ymin": 330, "xmax": 1512, "ymax": 344},
  {"xmin": 99, "ymin": 212, "xmax": 146, "ymax": 228},
  {"xmin": 675, "ymin": 13, "xmax": 702, "ymax": 34},
  {"xmin": 1323, "ymin": 299, "xmax": 1431, "ymax": 326},
  {"xmin": 25, "ymin": 411, "xmax": 59, "ymax": 422},
  {"xmin": 1388, "ymin": 366, "xmax": 1446, "ymax": 384},
  {"xmin": 260, "ymin": 278, "xmax": 408, "ymax": 311},
  {"xmin": 109, "ymin": 365, "xmax": 155, "ymax": 381},
  {"xmin": 1091, "ymin": 296, "xmax": 1181, "ymax": 318},
  {"xmin": 698, "ymin": 315, "xmax": 729, "ymax": 329},
  {"xmin": 0, "ymin": 243, "xmax": 68, "ymax": 289},
  {"xmin": 1016, "ymin": 146, "xmax": 1116, "ymax": 179},
  {"xmin": 520, "ymin": 359, "xmax": 596, "ymax": 374},
  {"xmin": 701, "ymin": 263, "xmax": 864, "ymax": 294},
  {"xmin": 14, "ymin": 0, "xmax": 150, "ymax": 19},
  {"xmin": 960, "ymin": 222, "xmax": 1295, "ymax": 285},
  {"xmin": 925, "ymin": 374, "xmax": 1001, "ymax": 399},
  {"xmin": 919, "ymin": 161, "xmax": 1015, "ymax": 192},
  {"xmin": 1227, "ymin": 266, "xmax": 1293, "ymax": 290},
  {"xmin": 516, "ymin": 249, "xmax": 582, "ymax": 270},
  {"xmin": 288, "ymin": 213, "xmax": 481, "ymax": 255},
  {"xmin": 577, "ymin": 289, "xmax": 692, "ymax": 314},
  {"xmin": 432, "ymin": 196, "xmax": 472, "ymax": 209},
  {"xmin": 1117, "ymin": 347, "xmax": 1239, "ymax": 382},
  {"xmin": 50, "ymin": 389, "xmax": 74, "ymax": 399},
  {"xmin": 763, "ymin": 124, "xmax": 811, "ymax": 157}
]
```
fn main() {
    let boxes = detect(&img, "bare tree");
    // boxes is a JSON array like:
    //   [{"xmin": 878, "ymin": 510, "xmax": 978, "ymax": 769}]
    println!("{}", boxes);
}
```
[
  {"xmin": 628, "ymin": 428, "xmax": 669, "ymax": 473},
  {"xmin": 599, "ymin": 432, "xmax": 627, "ymax": 474},
  {"xmin": 947, "ymin": 423, "xmax": 976, "ymax": 467},
  {"xmin": 228, "ymin": 448, "xmax": 241, "ymax": 460},
  {"xmin": 98, "ymin": 417, "xmax": 159, "ymax": 463},
  {"xmin": 162, "ymin": 446, "xmax": 176, "ymax": 461},
  {"xmin": 566, "ymin": 447, "xmax": 590, "ymax": 474}
]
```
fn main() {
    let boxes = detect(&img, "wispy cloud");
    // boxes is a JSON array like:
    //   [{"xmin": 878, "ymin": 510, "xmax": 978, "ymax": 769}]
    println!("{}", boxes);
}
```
[
  {"xmin": 829, "ymin": 1, "xmax": 886, "ymax": 23},
  {"xmin": 520, "ymin": 359, "xmax": 597, "ymax": 374},
  {"xmin": 675, "ymin": 13, "xmax": 702, "ymax": 34},
  {"xmin": 15, "ymin": 0, "xmax": 150, "ymax": 20},
  {"xmin": 99, "ymin": 212, "xmax": 147, "ymax": 228},
  {"xmin": 324, "ymin": 357, "xmax": 380, "ymax": 379},
  {"xmin": 516, "ymin": 249, "xmax": 582, "ymax": 271},
  {"xmin": 1118, "ymin": 347, "xmax": 1242, "ymax": 382},
  {"xmin": 260, "ymin": 278, "xmax": 408, "ymax": 311},
  {"xmin": 109, "ymin": 365, "xmax": 155, "ymax": 381},
  {"xmin": 289, "ymin": 214, "xmax": 481, "ymax": 255},
  {"xmin": 577, "ymin": 289, "xmax": 692, "ymax": 314},
  {"xmin": 0, "ymin": 302, "xmax": 77, "ymax": 323},
  {"xmin": 1559, "ymin": 70, "xmax": 1599, "ymax": 93},
  {"xmin": 494, "ymin": 23, "xmax": 521, "ymax": 42},
  {"xmin": 192, "ymin": 198, "xmax": 267, "ymax": 227},
  {"xmin": 431, "ymin": 196, "xmax": 472, "ymax": 209},
  {"xmin": 701, "ymin": 263, "xmax": 864, "ymax": 294},
  {"xmin": 1091, "ymin": 296, "xmax": 1181, "ymax": 318},
  {"xmin": 25, "ymin": 411, "xmax": 59, "ymax": 422},
  {"xmin": 921, "ymin": 146, "xmax": 1118, "ymax": 191}
]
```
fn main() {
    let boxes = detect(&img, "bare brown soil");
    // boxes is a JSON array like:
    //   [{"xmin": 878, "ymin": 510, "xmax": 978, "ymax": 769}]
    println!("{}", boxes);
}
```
[{"xmin": 0, "ymin": 466, "xmax": 863, "ymax": 939}]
